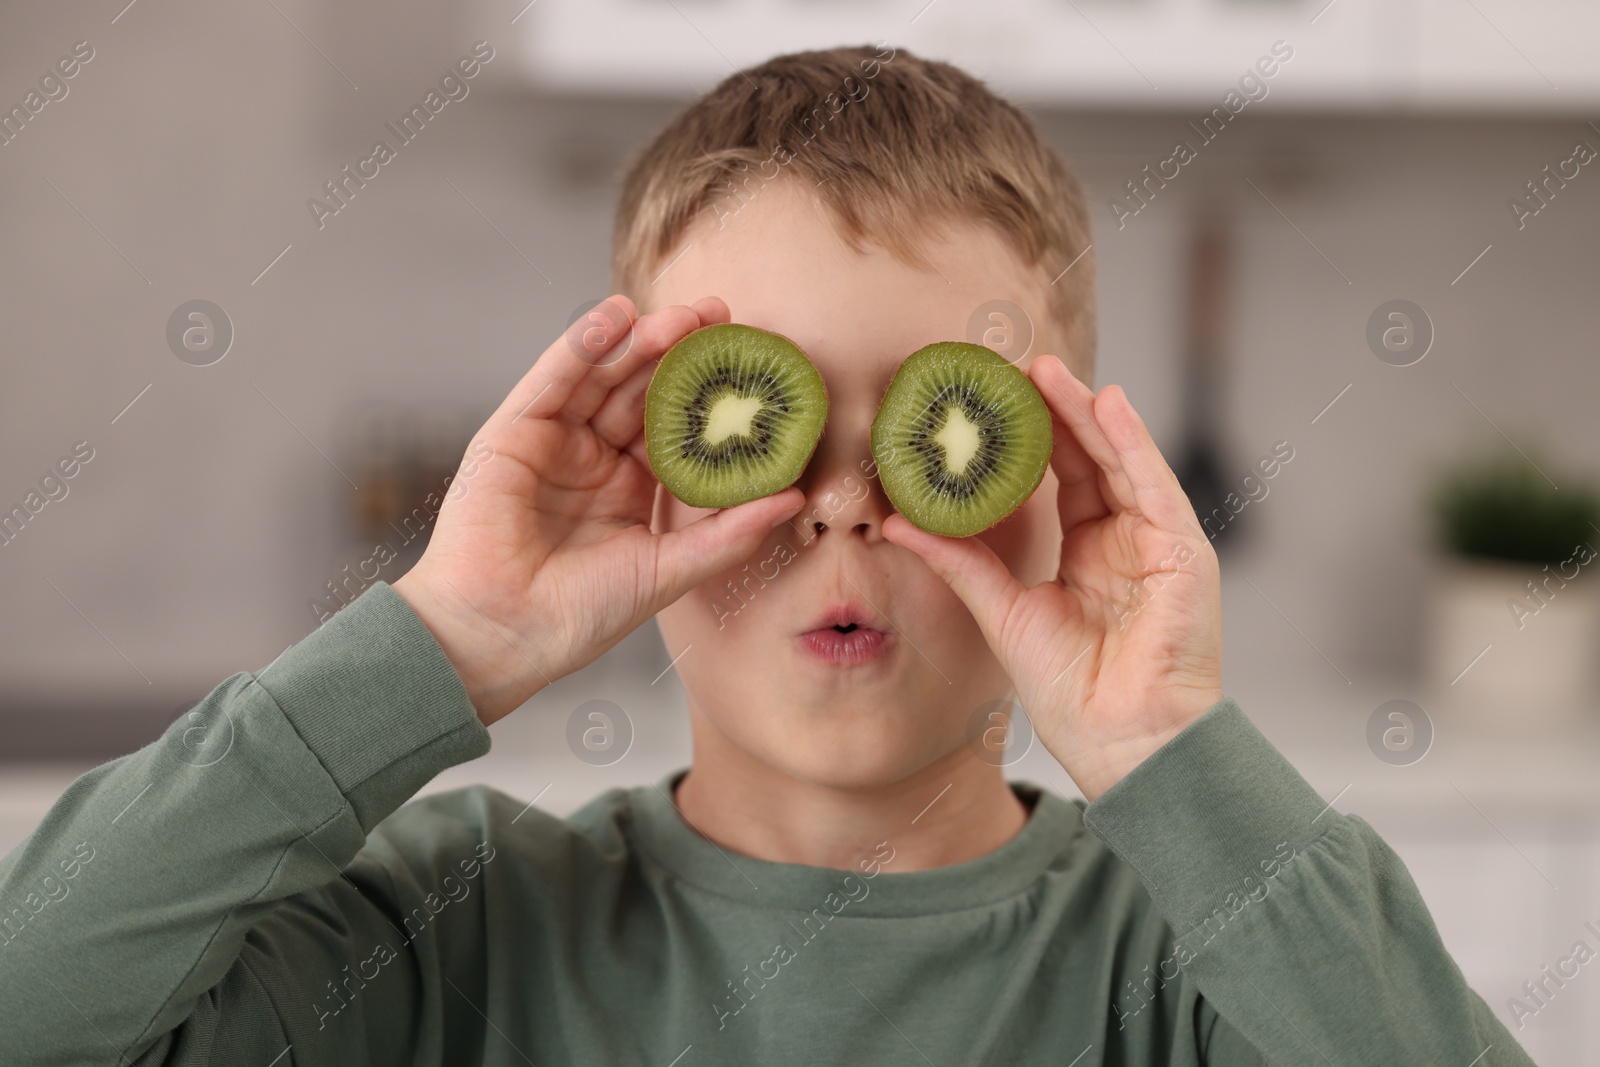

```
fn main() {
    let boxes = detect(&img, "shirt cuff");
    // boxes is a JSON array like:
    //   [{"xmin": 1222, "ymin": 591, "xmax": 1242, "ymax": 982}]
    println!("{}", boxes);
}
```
[
  {"xmin": 1081, "ymin": 696, "xmax": 1332, "ymax": 929},
  {"xmin": 249, "ymin": 580, "xmax": 491, "ymax": 830}
]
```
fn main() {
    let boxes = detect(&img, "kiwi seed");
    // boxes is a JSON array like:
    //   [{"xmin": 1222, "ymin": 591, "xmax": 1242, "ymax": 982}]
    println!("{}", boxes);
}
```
[
  {"xmin": 644, "ymin": 323, "xmax": 828, "ymax": 509},
  {"xmin": 871, "ymin": 342, "xmax": 1051, "ymax": 537}
]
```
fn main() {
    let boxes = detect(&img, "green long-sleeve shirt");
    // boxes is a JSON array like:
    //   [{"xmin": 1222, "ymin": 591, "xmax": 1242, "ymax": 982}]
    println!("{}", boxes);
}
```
[{"xmin": 0, "ymin": 581, "xmax": 1533, "ymax": 1066}]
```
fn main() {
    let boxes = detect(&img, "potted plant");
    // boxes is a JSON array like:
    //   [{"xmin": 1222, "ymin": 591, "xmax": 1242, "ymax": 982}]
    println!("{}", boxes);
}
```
[{"xmin": 1422, "ymin": 437, "xmax": 1600, "ymax": 720}]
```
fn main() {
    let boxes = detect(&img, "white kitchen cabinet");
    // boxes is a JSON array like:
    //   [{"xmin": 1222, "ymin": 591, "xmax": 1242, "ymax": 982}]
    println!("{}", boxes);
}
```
[{"xmin": 515, "ymin": 0, "xmax": 1600, "ymax": 113}]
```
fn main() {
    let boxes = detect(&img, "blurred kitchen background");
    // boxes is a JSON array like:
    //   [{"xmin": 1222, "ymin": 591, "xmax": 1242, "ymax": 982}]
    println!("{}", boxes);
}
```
[{"xmin": 3, "ymin": 0, "xmax": 1600, "ymax": 1060}]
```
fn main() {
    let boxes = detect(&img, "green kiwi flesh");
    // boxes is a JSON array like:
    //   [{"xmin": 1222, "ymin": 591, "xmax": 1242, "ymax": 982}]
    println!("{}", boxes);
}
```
[
  {"xmin": 871, "ymin": 342, "xmax": 1052, "ymax": 537},
  {"xmin": 645, "ymin": 323, "xmax": 828, "ymax": 509}
]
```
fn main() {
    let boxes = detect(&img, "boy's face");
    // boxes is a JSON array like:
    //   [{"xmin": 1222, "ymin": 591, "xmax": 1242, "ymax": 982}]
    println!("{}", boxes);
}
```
[{"xmin": 644, "ymin": 180, "xmax": 1068, "ymax": 790}]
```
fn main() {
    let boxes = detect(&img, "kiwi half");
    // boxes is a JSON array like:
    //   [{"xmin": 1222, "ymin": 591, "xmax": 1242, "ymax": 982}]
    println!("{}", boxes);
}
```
[
  {"xmin": 871, "ymin": 342, "xmax": 1052, "ymax": 537},
  {"xmin": 645, "ymin": 323, "xmax": 828, "ymax": 509}
]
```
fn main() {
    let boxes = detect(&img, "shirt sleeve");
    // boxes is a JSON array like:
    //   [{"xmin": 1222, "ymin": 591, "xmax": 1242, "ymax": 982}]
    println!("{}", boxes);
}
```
[
  {"xmin": 0, "ymin": 581, "xmax": 493, "ymax": 1067},
  {"xmin": 1082, "ymin": 696, "xmax": 1536, "ymax": 1067}
]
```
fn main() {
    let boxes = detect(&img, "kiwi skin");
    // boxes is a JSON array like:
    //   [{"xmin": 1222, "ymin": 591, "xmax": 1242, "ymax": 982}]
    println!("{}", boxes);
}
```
[
  {"xmin": 644, "ymin": 323, "xmax": 828, "ymax": 510},
  {"xmin": 871, "ymin": 342, "xmax": 1052, "ymax": 538}
]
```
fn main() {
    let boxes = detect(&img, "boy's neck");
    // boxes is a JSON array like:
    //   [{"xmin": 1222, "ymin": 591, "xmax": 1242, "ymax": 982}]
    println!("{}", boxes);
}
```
[{"xmin": 672, "ymin": 709, "xmax": 1033, "ymax": 872}]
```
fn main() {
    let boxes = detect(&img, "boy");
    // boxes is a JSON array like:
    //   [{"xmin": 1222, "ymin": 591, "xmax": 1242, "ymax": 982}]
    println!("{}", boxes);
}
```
[{"xmin": 0, "ymin": 45, "xmax": 1531, "ymax": 1066}]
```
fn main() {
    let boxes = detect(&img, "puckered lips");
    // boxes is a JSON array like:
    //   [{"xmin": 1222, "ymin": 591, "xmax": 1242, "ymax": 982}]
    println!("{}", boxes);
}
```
[{"xmin": 798, "ymin": 601, "xmax": 892, "ymax": 666}]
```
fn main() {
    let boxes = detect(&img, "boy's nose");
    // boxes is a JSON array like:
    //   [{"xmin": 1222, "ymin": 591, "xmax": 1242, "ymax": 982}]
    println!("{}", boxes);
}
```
[{"xmin": 792, "ymin": 446, "xmax": 891, "ymax": 542}]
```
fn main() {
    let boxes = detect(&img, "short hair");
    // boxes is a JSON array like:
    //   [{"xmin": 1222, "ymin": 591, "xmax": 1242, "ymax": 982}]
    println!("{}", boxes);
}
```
[{"xmin": 610, "ymin": 44, "xmax": 1097, "ymax": 376}]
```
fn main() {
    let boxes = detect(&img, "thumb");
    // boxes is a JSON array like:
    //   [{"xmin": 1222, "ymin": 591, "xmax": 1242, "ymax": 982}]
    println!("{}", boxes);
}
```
[
  {"xmin": 649, "ymin": 488, "xmax": 805, "ymax": 612},
  {"xmin": 881, "ymin": 513, "xmax": 1026, "ymax": 651}
]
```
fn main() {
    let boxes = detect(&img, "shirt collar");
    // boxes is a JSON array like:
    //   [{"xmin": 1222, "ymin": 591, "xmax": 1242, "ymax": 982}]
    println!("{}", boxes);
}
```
[{"xmin": 626, "ymin": 768, "xmax": 1088, "ymax": 917}]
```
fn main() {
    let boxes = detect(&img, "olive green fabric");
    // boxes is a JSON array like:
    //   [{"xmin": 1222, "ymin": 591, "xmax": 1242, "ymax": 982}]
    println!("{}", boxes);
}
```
[{"xmin": 0, "ymin": 581, "xmax": 1532, "ymax": 1065}]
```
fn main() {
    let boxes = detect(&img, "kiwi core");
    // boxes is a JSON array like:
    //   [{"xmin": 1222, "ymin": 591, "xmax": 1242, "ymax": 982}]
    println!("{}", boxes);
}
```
[
  {"xmin": 934, "ymin": 407, "xmax": 983, "ymax": 474},
  {"xmin": 703, "ymin": 394, "xmax": 766, "ymax": 445}
]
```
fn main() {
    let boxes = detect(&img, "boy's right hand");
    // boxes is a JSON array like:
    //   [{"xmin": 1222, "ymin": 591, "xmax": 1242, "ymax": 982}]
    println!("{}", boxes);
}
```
[{"xmin": 393, "ymin": 295, "xmax": 804, "ymax": 727}]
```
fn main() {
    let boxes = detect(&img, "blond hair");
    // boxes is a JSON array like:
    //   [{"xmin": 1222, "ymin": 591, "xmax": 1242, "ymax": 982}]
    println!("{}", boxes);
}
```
[{"xmin": 610, "ymin": 44, "xmax": 1097, "ymax": 375}]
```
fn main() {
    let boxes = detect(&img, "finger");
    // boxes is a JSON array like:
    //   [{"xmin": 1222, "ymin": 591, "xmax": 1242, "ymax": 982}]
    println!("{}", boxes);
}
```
[
  {"xmin": 1031, "ymin": 355, "xmax": 1145, "ymax": 516},
  {"xmin": 488, "ymin": 294, "xmax": 636, "ymax": 426},
  {"xmin": 490, "ymin": 298, "xmax": 704, "ymax": 427},
  {"xmin": 649, "ymin": 488, "xmax": 805, "ymax": 612},
  {"xmin": 591, "ymin": 358, "xmax": 656, "ymax": 449},
  {"xmin": 1028, "ymin": 356, "xmax": 1114, "ymax": 534},
  {"xmin": 570, "ymin": 295, "xmax": 733, "ymax": 422},
  {"xmin": 1093, "ymin": 383, "xmax": 1207, "ymax": 537},
  {"xmin": 1047, "ymin": 403, "xmax": 1111, "ymax": 536},
  {"xmin": 689, "ymin": 295, "xmax": 732, "ymax": 325},
  {"xmin": 561, "ymin": 302, "xmax": 712, "ymax": 423},
  {"xmin": 880, "ymin": 513, "xmax": 1027, "ymax": 652},
  {"xmin": 558, "ymin": 297, "xmax": 653, "ymax": 417}
]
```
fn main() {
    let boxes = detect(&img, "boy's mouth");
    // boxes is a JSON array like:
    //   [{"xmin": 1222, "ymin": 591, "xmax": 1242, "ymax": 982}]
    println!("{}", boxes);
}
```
[{"xmin": 798, "ymin": 605, "xmax": 891, "ymax": 666}]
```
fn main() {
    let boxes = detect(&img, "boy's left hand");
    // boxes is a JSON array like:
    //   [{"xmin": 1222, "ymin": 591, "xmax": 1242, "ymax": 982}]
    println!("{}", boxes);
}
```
[{"xmin": 883, "ymin": 355, "xmax": 1224, "ymax": 801}]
